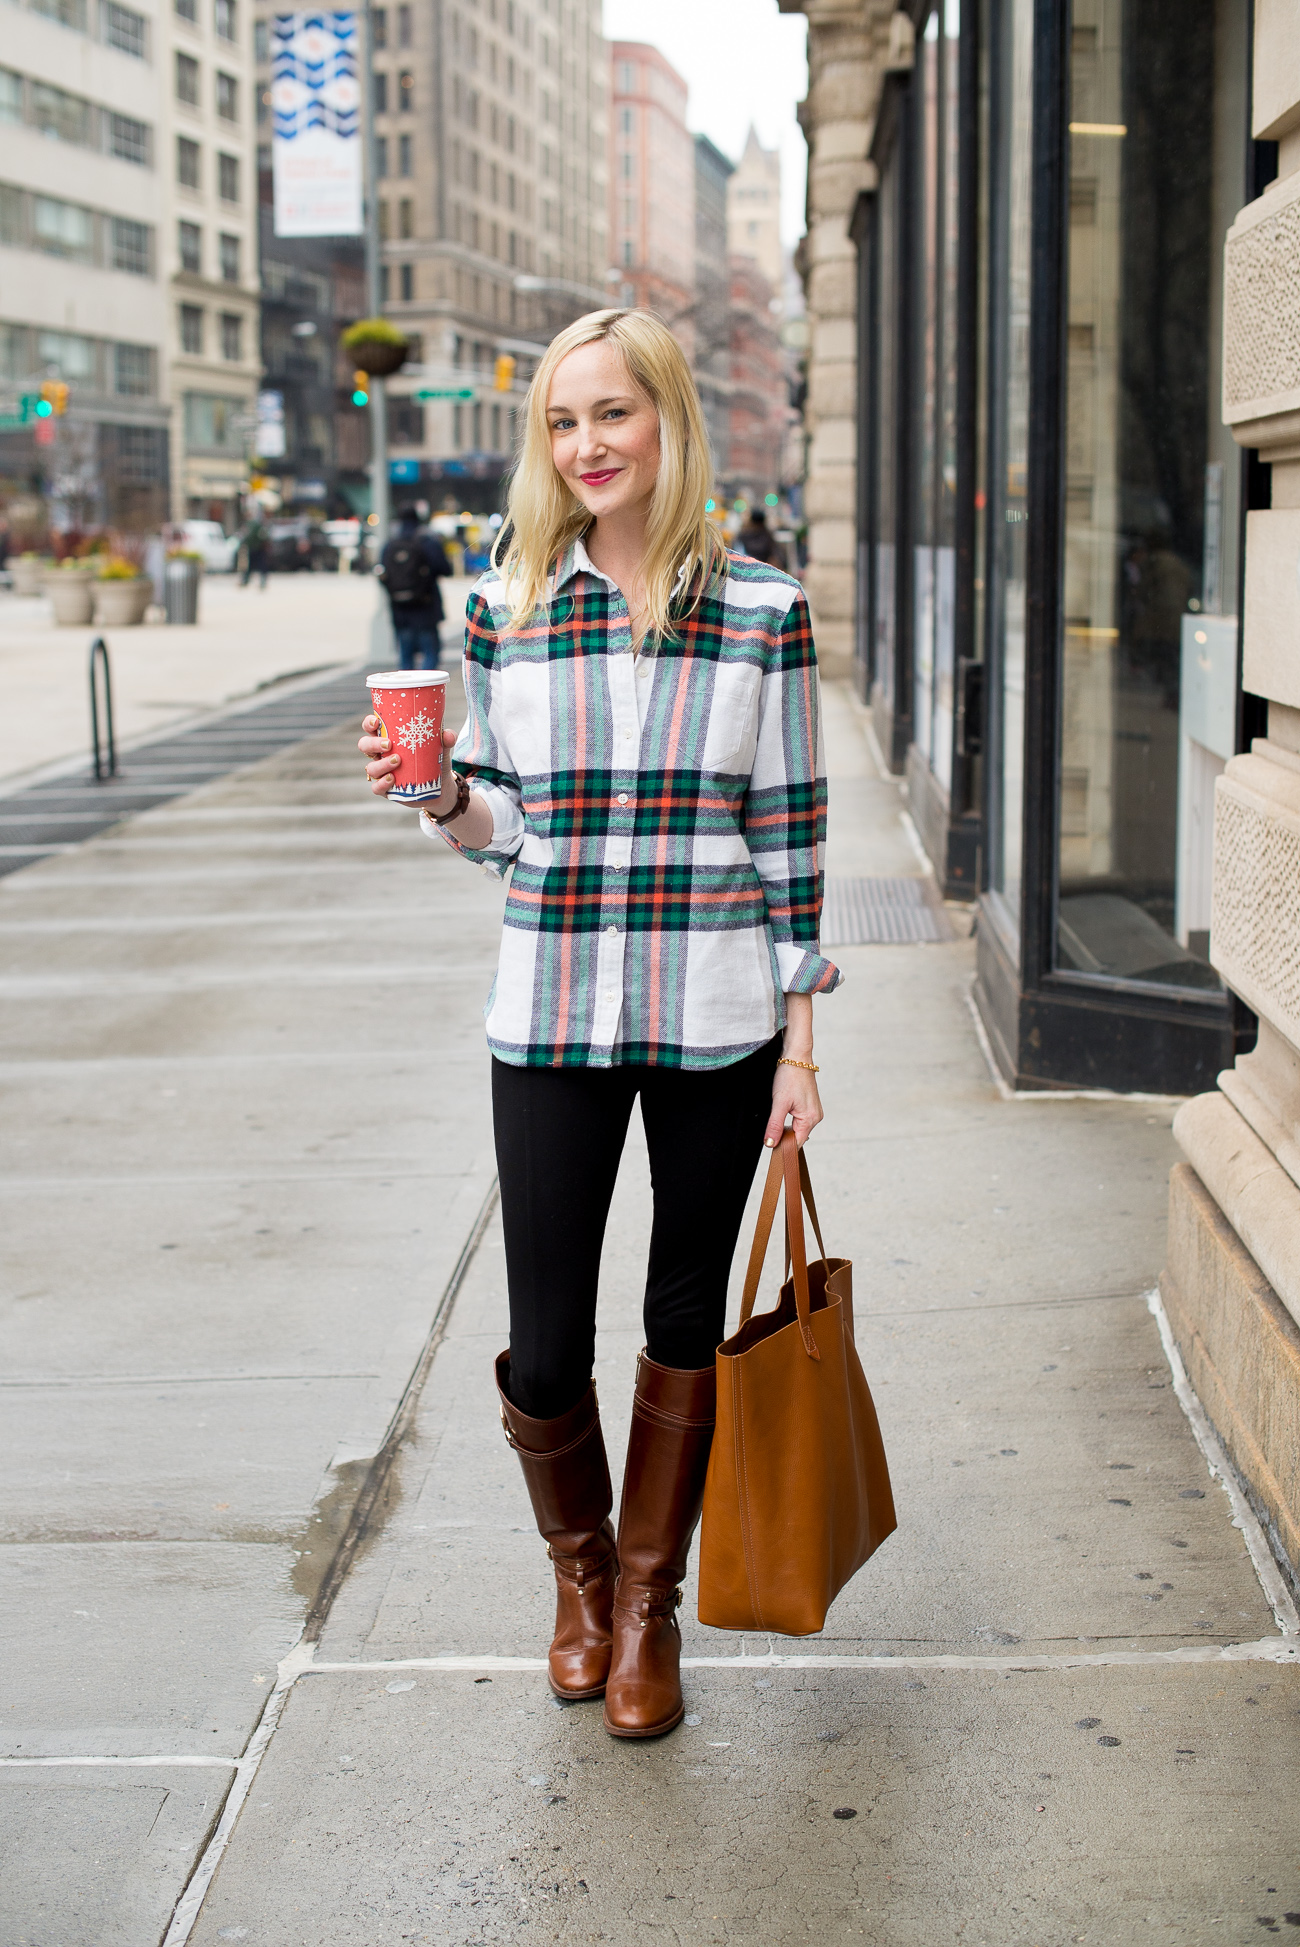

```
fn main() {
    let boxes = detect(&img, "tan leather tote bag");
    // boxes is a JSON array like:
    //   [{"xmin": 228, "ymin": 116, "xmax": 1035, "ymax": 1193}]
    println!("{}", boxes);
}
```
[{"xmin": 698, "ymin": 1130, "xmax": 896, "ymax": 1635}]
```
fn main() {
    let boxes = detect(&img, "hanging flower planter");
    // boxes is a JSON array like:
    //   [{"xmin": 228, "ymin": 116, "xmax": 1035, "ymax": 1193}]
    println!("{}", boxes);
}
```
[{"xmin": 341, "ymin": 317, "xmax": 410, "ymax": 378}]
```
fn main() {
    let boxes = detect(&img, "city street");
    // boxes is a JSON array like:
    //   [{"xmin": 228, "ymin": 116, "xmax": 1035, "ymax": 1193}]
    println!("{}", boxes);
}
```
[{"xmin": 1, "ymin": 665, "xmax": 1296, "ymax": 1946}]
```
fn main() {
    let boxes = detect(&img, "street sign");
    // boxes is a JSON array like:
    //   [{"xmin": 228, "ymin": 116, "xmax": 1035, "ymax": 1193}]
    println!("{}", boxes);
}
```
[
  {"xmin": 0, "ymin": 394, "xmax": 39, "ymax": 430},
  {"xmin": 416, "ymin": 387, "xmax": 475, "ymax": 401}
]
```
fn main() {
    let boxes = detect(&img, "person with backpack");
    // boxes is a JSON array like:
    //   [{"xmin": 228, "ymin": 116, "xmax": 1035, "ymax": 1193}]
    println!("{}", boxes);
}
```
[{"xmin": 377, "ymin": 506, "xmax": 453, "ymax": 669}]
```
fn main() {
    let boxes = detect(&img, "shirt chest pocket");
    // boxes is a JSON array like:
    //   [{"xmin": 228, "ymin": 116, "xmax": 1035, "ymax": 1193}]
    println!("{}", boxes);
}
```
[{"xmin": 701, "ymin": 661, "xmax": 763, "ymax": 774}]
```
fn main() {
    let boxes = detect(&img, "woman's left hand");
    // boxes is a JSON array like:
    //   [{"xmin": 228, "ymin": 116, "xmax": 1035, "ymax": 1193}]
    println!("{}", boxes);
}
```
[{"xmin": 764, "ymin": 1059, "xmax": 823, "ymax": 1150}]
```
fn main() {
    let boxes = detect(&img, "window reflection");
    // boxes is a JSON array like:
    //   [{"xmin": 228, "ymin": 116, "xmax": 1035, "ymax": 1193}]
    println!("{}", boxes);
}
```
[{"xmin": 1056, "ymin": 0, "xmax": 1244, "ymax": 991}]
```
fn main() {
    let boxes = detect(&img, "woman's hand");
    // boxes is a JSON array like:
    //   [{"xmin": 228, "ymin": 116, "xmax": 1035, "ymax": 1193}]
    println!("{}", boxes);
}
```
[
  {"xmin": 764, "ymin": 994, "xmax": 824, "ymax": 1149},
  {"xmin": 359, "ymin": 719, "xmax": 458, "ymax": 807}
]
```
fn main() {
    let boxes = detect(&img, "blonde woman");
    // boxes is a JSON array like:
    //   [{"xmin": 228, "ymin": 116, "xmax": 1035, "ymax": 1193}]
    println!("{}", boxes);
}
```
[{"xmin": 360, "ymin": 309, "xmax": 840, "ymax": 1739}]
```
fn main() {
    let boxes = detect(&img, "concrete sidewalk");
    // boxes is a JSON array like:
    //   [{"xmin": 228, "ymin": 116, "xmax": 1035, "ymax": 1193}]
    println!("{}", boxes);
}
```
[
  {"xmin": 0, "ymin": 573, "xmax": 474, "ymax": 787},
  {"xmin": 3, "ymin": 679, "xmax": 1298, "ymax": 1946}
]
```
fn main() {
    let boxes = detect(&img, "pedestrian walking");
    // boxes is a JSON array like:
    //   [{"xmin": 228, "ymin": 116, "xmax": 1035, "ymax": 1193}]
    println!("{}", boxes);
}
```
[
  {"xmin": 240, "ymin": 515, "xmax": 270, "ymax": 589},
  {"xmin": 377, "ymin": 506, "xmax": 453, "ymax": 670},
  {"xmin": 360, "ymin": 308, "xmax": 839, "ymax": 1738},
  {"xmin": 737, "ymin": 505, "xmax": 779, "ymax": 564}
]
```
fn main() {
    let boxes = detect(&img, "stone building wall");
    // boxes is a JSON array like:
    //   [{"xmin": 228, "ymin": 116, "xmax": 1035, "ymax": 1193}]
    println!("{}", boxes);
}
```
[{"xmin": 1163, "ymin": 0, "xmax": 1300, "ymax": 1590}]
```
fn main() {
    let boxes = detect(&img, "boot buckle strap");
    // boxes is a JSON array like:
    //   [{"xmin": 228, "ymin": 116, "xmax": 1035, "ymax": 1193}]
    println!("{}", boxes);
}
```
[{"xmin": 499, "ymin": 1409, "xmax": 518, "ymax": 1450}]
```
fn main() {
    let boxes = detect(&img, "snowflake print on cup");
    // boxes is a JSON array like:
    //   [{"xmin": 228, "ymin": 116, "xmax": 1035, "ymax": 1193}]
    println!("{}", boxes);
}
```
[{"xmin": 367, "ymin": 670, "xmax": 448, "ymax": 804}]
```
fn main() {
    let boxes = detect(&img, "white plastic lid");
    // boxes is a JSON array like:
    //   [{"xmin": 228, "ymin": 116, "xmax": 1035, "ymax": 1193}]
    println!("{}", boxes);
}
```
[{"xmin": 367, "ymin": 670, "xmax": 448, "ymax": 686}]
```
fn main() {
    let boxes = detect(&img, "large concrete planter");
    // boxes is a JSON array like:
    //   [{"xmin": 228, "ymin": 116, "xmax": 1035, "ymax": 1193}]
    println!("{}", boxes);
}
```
[
  {"xmin": 94, "ymin": 578, "xmax": 152, "ymax": 627},
  {"xmin": 44, "ymin": 570, "xmax": 96, "ymax": 626},
  {"xmin": 11, "ymin": 556, "xmax": 49, "ymax": 596}
]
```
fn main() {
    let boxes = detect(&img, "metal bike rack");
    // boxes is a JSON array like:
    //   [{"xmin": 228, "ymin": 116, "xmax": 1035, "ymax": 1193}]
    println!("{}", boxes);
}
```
[{"xmin": 89, "ymin": 635, "xmax": 117, "ymax": 781}]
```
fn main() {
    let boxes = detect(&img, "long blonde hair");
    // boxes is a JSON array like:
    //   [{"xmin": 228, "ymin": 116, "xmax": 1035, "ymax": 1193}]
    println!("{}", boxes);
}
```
[{"xmin": 492, "ymin": 308, "xmax": 727, "ymax": 641}]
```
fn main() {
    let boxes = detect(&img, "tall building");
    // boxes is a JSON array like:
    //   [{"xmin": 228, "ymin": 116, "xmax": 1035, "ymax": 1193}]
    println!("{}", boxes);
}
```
[
  {"xmin": 693, "ymin": 134, "xmax": 733, "ymax": 487},
  {"xmin": 0, "ymin": 0, "xmax": 258, "ymax": 539},
  {"xmin": 166, "ymin": 0, "xmax": 260, "ymax": 525},
  {"xmin": 727, "ymin": 252, "xmax": 785, "ymax": 507},
  {"xmin": 378, "ymin": 0, "xmax": 609, "ymax": 512},
  {"xmin": 727, "ymin": 125, "xmax": 783, "ymax": 298},
  {"xmin": 608, "ymin": 42, "xmax": 693, "ymax": 354}
]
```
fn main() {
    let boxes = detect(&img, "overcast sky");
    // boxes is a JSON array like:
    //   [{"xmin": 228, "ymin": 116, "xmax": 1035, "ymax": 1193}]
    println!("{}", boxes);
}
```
[{"xmin": 601, "ymin": 0, "xmax": 809, "ymax": 247}]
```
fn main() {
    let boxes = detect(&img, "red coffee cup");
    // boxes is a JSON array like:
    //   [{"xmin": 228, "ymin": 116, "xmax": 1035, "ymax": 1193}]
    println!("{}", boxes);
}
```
[{"xmin": 367, "ymin": 670, "xmax": 448, "ymax": 805}]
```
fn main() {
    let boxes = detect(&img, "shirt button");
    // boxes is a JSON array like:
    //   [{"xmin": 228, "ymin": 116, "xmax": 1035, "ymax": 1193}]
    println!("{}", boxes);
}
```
[
  {"xmin": 617, "ymin": 792, "xmax": 629, "ymax": 805},
  {"xmin": 606, "ymin": 925, "xmax": 618, "ymax": 936}
]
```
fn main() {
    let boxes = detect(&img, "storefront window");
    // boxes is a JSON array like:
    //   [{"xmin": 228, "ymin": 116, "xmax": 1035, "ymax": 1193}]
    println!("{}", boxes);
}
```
[
  {"xmin": 1055, "ymin": 0, "xmax": 1245, "ymax": 991},
  {"xmin": 984, "ymin": 0, "xmax": 1033, "ymax": 922},
  {"xmin": 911, "ymin": 2, "xmax": 961, "ymax": 793},
  {"xmin": 873, "ymin": 142, "xmax": 900, "ymax": 721}
]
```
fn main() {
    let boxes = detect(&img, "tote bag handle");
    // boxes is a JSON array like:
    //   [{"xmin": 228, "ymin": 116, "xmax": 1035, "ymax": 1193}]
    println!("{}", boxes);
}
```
[{"xmin": 738, "ymin": 1130, "xmax": 820, "ymax": 1360}]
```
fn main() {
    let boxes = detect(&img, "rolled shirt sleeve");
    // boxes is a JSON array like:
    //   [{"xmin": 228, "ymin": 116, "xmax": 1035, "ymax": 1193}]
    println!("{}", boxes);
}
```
[{"xmin": 741, "ymin": 588, "xmax": 843, "ymax": 996}]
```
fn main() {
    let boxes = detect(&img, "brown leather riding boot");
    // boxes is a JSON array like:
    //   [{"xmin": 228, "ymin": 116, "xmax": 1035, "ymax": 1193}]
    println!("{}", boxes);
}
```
[
  {"xmin": 495, "ymin": 1353, "xmax": 617, "ymax": 1701},
  {"xmin": 603, "ymin": 1351, "xmax": 717, "ymax": 1739}
]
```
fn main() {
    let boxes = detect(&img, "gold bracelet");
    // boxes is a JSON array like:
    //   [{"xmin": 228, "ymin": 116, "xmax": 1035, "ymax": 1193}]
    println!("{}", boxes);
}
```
[{"xmin": 778, "ymin": 1056, "xmax": 820, "ymax": 1072}]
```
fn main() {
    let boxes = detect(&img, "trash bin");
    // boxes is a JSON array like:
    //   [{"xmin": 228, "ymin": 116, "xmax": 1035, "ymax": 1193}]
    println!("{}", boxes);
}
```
[{"xmin": 164, "ymin": 556, "xmax": 201, "ymax": 625}]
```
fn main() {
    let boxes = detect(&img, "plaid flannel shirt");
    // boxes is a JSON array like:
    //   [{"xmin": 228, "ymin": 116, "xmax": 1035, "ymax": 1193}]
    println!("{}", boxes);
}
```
[{"xmin": 423, "ymin": 538, "xmax": 842, "ymax": 1069}]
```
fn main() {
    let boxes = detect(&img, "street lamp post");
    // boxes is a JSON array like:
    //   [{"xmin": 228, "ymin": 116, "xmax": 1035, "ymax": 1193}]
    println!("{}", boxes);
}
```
[{"xmin": 361, "ymin": 0, "xmax": 388, "ymax": 546}]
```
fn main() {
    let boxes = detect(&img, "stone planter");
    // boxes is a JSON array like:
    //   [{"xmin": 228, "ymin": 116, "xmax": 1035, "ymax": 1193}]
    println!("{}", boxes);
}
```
[
  {"xmin": 11, "ymin": 557, "xmax": 48, "ymax": 596},
  {"xmin": 94, "ymin": 578, "xmax": 152, "ymax": 627},
  {"xmin": 44, "ymin": 570, "xmax": 96, "ymax": 626},
  {"xmin": 348, "ymin": 338, "xmax": 408, "ymax": 377}
]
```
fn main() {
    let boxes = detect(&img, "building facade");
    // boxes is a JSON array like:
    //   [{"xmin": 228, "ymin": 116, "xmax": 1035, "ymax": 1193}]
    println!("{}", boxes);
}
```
[
  {"xmin": 0, "ymin": 0, "xmax": 172, "ymax": 537},
  {"xmin": 608, "ymin": 42, "xmax": 694, "ymax": 352},
  {"xmin": 727, "ymin": 124, "xmax": 784, "ymax": 297},
  {"xmin": 166, "ymin": 0, "xmax": 259, "ymax": 524},
  {"xmin": 253, "ymin": 0, "xmax": 609, "ymax": 518},
  {"xmin": 378, "ymin": 0, "xmax": 609, "ymax": 512},
  {"xmin": 727, "ymin": 251, "xmax": 786, "ymax": 508},
  {"xmin": 693, "ymin": 133, "xmax": 733, "ymax": 487},
  {"xmin": 1162, "ymin": 0, "xmax": 1300, "ymax": 1602}
]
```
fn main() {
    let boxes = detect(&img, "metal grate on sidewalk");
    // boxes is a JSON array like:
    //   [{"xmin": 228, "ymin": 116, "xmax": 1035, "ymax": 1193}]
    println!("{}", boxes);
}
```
[
  {"xmin": 821, "ymin": 875, "xmax": 955, "ymax": 945},
  {"xmin": 0, "ymin": 663, "xmax": 372, "ymax": 879}
]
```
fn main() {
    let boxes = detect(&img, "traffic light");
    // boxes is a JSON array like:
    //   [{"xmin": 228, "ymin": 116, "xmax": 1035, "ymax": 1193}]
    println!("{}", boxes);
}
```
[
  {"xmin": 39, "ymin": 380, "xmax": 69, "ymax": 415},
  {"xmin": 493, "ymin": 353, "xmax": 516, "ymax": 392},
  {"xmin": 352, "ymin": 368, "xmax": 370, "ymax": 407}
]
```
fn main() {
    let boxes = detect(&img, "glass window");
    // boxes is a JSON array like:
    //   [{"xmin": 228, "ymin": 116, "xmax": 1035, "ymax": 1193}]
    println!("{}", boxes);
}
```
[
  {"xmin": 184, "ymin": 391, "xmax": 244, "ymax": 449},
  {"xmin": 109, "ymin": 112, "xmax": 150, "ymax": 164},
  {"xmin": 216, "ymin": 72, "xmax": 237, "ymax": 121},
  {"xmin": 219, "ymin": 231, "xmax": 239, "ymax": 280},
  {"xmin": 177, "ymin": 136, "xmax": 200, "ymax": 188},
  {"xmin": 180, "ymin": 304, "xmax": 204, "ymax": 354},
  {"xmin": 214, "ymin": 0, "xmax": 235, "ymax": 41},
  {"xmin": 372, "ymin": 6, "xmax": 387, "ymax": 47},
  {"xmin": 32, "ymin": 194, "xmax": 94, "ymax": 260},
  {"xmin": 398, "ymin": 132, "xmax": 412, "ymax": 176},
  {"xmin": 872, "ymin": 140, "xmax": 900, "ymax": 724},
  {"xmin": 0, "ymin": 185, "xmax": 24, "ymax": 250},
  {"xmin": 32, "ymin": 80, "xmax": 91, "ymax": 144},
  {"xmin": 30, "ymin": 0, "xmax": 88, "ymax": 28},
  {"xmin": 399, "ymin": 260, "xmax": 413, "ymax": 300},
  {"xmin": 0, "ymin": 70, "xmax": 20, "ymax": 123},
  {"xmin": 220, "ymin": 311, "xmax": 241, "ymax": 360},
  {"xmin": 373, "ymin": 71, "xmax": 388, "ymax": 114},
  {"xmin": 103, "ymin": 2, "xmax": 146, "ymax": 57},
  {"xmin": 1053, "ymin": 0, "xmax": 1245, "ymax": 992},
  {"xmin": 399, "ymin": 69, "xmax": 413, "ymax": 109},
  {"xmin": 397, "ymin": 3, "xmax": 411, "ymax": 47},
  {"xmin": 179, "ymin": 219, "xmax": 201, "ymax": 271},
  {"xmin": 176, "ymin": 51, "xmax": 199, "ymax": 104},
  {"xmin": 376, "ymin": 134, "xmax": 389, "ymax": 179},
  {"xmin": 218, "ymin": 151, "xmax": 239, "ymax": 202},
  {"xmin": 111, "ymin": 215, "xmax": 151, "ymax": 273},
  {"xmin": 983, "ymin": 0, "xmax": 1034, "ymax": 923},
  {"xmin": 36, "ymin": 328, "xmax": 95, "ymax": 379},
  {"xmin": 175, "ymin": 0, "xmax": 196, "ymax": 20},
  {"xmin": 253, "ymin": 18, "xmax": 268, "ymax": 62},
  {"xmin": 114, "ymin": 342, "xmax": 153, "ymax": 394}
]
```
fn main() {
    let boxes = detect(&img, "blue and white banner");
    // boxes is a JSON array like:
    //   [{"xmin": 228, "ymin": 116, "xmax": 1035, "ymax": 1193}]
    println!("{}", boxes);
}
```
[{"xmin": 271, "ymin": 13, "xmax": 363, "ymax": 237}]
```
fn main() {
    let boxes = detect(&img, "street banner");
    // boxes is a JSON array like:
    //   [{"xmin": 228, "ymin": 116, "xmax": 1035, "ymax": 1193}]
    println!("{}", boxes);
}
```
[
  {"xmin": 271, "ymin": 12, "xmax": 363, "ymax": 237},
  {"xmin": 255, "ymin": 390, "xmax": 286, "ymax": 458}
]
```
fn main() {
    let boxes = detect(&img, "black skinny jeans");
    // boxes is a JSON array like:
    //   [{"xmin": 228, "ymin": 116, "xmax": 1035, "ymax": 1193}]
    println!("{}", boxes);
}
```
[{"xmin": 492, "ymin": 1037, "xmax": 782, "ymax": 1420}]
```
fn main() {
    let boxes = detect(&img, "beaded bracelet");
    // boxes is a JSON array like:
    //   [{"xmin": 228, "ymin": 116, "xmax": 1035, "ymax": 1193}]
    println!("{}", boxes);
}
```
[{"xmin": 777, "ymin": 1056, "xmax": 820, "ymax": 1072}]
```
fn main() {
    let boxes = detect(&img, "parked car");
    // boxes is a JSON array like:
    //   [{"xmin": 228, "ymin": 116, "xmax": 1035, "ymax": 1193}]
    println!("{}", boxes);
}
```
[
  {"xmin": 266, "ymin": 518, "xmax": 340, "ymax": 573},
  {"xmin": 179, "ymin": 520, "xmax": 238, "ymax": 573}
]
